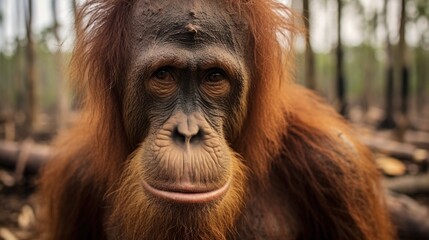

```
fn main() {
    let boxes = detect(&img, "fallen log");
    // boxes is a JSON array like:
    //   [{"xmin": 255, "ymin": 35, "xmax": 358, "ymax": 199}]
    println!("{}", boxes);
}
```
[
  {"xmin": 405, "ymin": 130, "xmax": 429, "ymax": 150},
  {"xmin": 360, "ymin": 135, "xmax": 428, "ymax": 163},
  {"xmin": 387, "ymin": 191, "xmax": 429, "ymax": 239},
  {"xmin": 384, "ymin": 174, "xmax": 429, "ymax": 195},
  {"xmin": 0, "ymin": 140, "xmax": 51, "ymax": 175}
]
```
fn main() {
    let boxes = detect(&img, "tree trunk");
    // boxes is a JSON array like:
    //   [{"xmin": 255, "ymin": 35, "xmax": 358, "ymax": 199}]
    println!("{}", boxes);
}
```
[
  {"xmin": 0, "ymin": 0, "xmax": 3, "ymax": 38},
  {"xmin": 14, "ymin": 1, "xmax": 25, "ymax": 121},
  {"xmin": 416, "ymin": 46, "xmax": 427, "ymax": 115},
  {"xmin": 379, "ymin": 0, "xmax": 396, "ymax": 129},
  {"xmin": 361, "ymin": 13, "xmax": 377, "ymax": 115},
  {"xmin": 52, "ymin": 0, "xmax": 68, "ymax": 132},
  {"xmin": 398, "ymin": 0, "xmax": 409, "ymax": 116},
  {"xmin": 72, "ymin": 0, "xmax": 81, "ymax": 34},
  {"xmin": 72, "ymin": 0, "xmax": 78, "ymax": 19},
  {"xmin": 303, "ymin": 0, "xmax": 316, "ymax": 90},
  {"xmin": 336, "ymin": 0, "xmax": 347, "ymax": 116},
  {"xmin": 25, "ymin": 0, "xmax": 36, "ymax": 136}
]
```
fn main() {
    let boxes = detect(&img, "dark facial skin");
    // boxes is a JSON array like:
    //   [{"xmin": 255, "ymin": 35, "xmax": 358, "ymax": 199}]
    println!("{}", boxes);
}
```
[{"xmin": 123, "ymin": 0, "xmax": 250, "ymax": 204}]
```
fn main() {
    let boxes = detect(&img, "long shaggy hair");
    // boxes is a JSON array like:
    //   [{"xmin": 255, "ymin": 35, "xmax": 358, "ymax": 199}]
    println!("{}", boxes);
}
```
[
  {"xmin": 38, "ymin": 0, "xmax": 394, "ymax": 239},
  {"xmin": 106, "ymin": 152, "xmax": 247, "ymax": 240}
]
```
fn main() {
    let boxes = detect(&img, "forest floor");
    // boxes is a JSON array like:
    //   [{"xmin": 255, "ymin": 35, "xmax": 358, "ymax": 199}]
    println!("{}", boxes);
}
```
[{"xmin": 0, "ymin": 173, "xmax": 37, "ymax": 240}]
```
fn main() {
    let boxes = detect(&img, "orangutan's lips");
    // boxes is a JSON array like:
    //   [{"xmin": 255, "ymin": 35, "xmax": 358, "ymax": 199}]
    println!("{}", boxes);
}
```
[{"xmin": 142, "ymin": 180, "xmax": 230, "ymax": 204}]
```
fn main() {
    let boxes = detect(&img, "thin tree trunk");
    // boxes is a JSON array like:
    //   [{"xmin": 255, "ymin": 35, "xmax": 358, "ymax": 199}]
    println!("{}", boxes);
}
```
[
  {"xmin": 72, "ymin": 0, "xmax": 81, "ymax": 34},
  {"xmin": 25, "ymin": 0, "xmax": 36, "ymax": 136},
  {"xmin": 72, "ymin": 0, "xmax": 77, "ymax": 14},
  {"xmin": 0, "ymin": 1, "xmax": 4, "ymax": 104},
  {"xmin": 0, "ymin": 0, "xmax": 3, "ymax": 39},
  {"xmin": 416, "ymin": 45, "xmax": 427, "ymax": 115},
  {"xmin": 303, "ymin": 0, "xmax": 316, "ymax": 90},
  {"xmin": 362, "ymin": 47, "xmax": 372, "ymax": 114},
  {"xmin": 52, "ymin": 0, "xmax": 68, "ymax": 132},
  {"xmin": 398, "ymin": 0, "xmax": 409, "ymax": 116},
  {"xmin": 379, "ymin": 0, "xmax": 396, "ymax": 129},
  {"xmin": 14, "ymin": 0, "xmax": 25, "ymax": 118},
  {"xmin": 361, "ymin": 13, "xmax": 377, "ymax": 115},
  {"xmin": 336, "ymin": 0, "xmax": 346, "ymax": 116}
]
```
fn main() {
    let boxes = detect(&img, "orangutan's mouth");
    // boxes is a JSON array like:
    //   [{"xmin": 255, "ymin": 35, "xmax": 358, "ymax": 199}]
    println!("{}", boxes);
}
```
[{"xmin": 142, "ymin": 180, "xmax": 230, "ymax": 204}]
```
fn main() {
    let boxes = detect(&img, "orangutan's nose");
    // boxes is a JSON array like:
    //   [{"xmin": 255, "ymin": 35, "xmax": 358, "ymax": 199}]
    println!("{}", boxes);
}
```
[{"xmin": 172, "ymin": 115, "xmax": 204, "ymax": 146}]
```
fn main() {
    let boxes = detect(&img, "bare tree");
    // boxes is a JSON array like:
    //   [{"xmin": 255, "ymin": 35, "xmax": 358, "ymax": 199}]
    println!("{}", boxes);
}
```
[
  {"xmin": 379, "ymin": 0, "xmax": 396, "ymax": 129},
  {"xmin": 72, "ymin": 0, "xmax": 81, "ymax": 34},
  {"xmin": 303, "ymin": 0, "xmax": 316, "ymax": 90},
  {"xmin": 14, "ymin": 0, "xmax": 25, "ymax": 118},
  {"xmin": 415, "ymin": 41, "xmax": 427, "ymax": 116},
  {"xmin": 0, "ymin": 0, "xmax": 3, "ymax": 28},
  {"xmin": 336, "ymin": 0, "xmax": 347, "ymax": 116},
  {"xmin": 416, "ymin": 48, "xmax": 427, "ymax": 112},
  {"xmin": 361, "ymin": 11, "xmax": 377, "ymax": 115},
  {"xmin": 25, "ymin": 0, "xmax": 37, "ymax": 136},
  {"xmin": 414, "ymin": 0, "xmax": 428, "ymax": 116},
  {"xmin": 398, "ymin": 0, "xmax": 409, "ymax": 117},
  {"xmin": 51, "ymin": 0, "xmax": 69, "ymax": 131}
]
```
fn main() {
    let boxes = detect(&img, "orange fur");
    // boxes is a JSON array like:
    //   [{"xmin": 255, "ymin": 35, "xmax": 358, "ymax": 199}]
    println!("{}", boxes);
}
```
[
  {"xmin": 38, "ymin": 0, "xmax": 394, "ymax": 239},
  {"xmin": 105, "ymin": 152, "xmax": 247, "ymax": 240}
]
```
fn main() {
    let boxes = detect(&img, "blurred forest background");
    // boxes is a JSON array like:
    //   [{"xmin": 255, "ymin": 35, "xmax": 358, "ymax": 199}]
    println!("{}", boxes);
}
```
[{"xmin": 0, "ymin": 0, "xmax": 428, "ymax": 239}]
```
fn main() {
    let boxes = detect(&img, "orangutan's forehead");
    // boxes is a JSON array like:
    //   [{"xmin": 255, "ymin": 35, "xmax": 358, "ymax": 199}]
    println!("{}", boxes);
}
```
[{"xmin": 131, "ymin": 0, "xmax": 246, "ymax": 50}]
